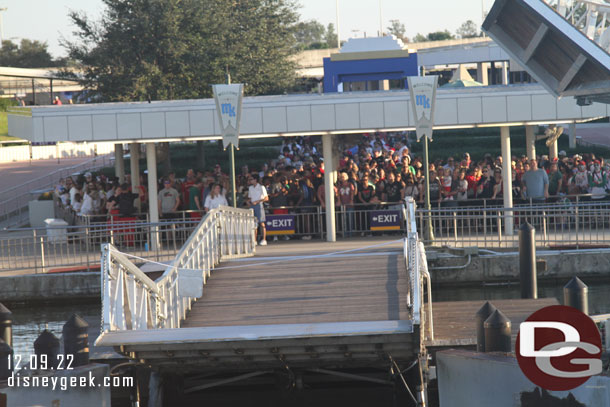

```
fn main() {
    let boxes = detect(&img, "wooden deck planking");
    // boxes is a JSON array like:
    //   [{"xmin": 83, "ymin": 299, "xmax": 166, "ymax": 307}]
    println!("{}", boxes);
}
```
[
  {"xmin": 182, "ymin": 249, "xmax": 410, "ymax": 328},
  {"xmin": 429, "ymin": 297, "xmax": 560, "ymax": 346}
]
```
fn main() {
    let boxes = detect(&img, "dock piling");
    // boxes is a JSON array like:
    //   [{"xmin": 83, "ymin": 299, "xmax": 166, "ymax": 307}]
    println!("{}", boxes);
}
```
[
  {"xmin": 0, "ymin": 339, "xmax": 12, "ymax": 379},
  {"xmin": 519, "ymin": 222, "xmax": 537, "ymax": 299},
  {"xmin": 34, "ymin": 330, "xmax": 60, "ymax": 369},
  {"xmin": 564, "ymin": 276, "xmax": 589, "ymax": 315},
  {"xmin": 476, "ymin": 301, "xmax": 497, "ymax": 352},
  {"xmin": 484, "ymin": 309, "xmax": 511, "ymax": 353},
  {"xmin": 63, "ymin": 314, "xmax": 90, "ymax": 367},
  {"xmin": 0, "ymin": 302, "xmax": 12, "ymax": 348}
]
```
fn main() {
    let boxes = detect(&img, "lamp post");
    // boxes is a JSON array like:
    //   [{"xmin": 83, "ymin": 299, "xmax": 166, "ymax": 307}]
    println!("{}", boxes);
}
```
[{"xmin": 0, "ymin": 8, "xmax": 7, "ymax": 48}]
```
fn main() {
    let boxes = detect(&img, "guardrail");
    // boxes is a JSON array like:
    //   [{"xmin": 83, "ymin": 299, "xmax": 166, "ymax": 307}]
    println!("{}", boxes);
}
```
[
  {"xmin": 100, "ymin": 206, "xmax": 256, "ymax": 332},
  {"xmin": 417, "ymin": 199, "xmax": 610, "ymax": 248},
  {"xmin": 0, "ymin": 217, "xmax": 200, "ymax": 274},
  {"xmin": 404, "ymin": 197, "xmax": 433, "ymax": 343}
]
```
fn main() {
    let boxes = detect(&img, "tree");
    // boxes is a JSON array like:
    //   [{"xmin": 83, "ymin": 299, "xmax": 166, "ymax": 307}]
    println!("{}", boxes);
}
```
[
  {"xmin": 324, "ymin": 23, "xmax": 338, "ymax": 48},
  {"xmin": 64, "ymin": 0, "xmax": 300, "ymax": 101},
  {"xmin": 0, "ymin": 39, "xmax": 58, "ymax": 68},
  {"xmin": 456, "ymin": 20, "xmax": 480, "ymax": 38},
  {"xmin": 294, "ymin": 20, "xmax": 326, "ymax": 50},
  {"xmin": 387, "ymin": 19, "xmax": 407, "ymax": 42},
  {"xmin": 413, "ymin": 33, "xmax": 427, "ymax": 43},
  {"xmin": 427, "ymin": 30, "xmax": 454, "ymax": 41}
]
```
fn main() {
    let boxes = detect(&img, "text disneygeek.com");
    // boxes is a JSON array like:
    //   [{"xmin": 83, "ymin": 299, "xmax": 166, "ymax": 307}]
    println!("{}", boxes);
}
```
[{"xmin": 7, "ymin": 372, "xmax": 134, "ymax": 391}]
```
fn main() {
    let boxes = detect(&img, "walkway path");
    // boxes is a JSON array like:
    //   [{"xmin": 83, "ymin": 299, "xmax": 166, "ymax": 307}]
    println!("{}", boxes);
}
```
[{"xmin": 0, "ymin": 157, "xmax": 93, "ymax": 194}]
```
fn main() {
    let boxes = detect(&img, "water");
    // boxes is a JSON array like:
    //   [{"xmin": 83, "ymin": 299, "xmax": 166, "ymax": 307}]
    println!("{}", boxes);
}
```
[
  {"xmin": 9, "ymin": 301, "xmax": 101, "ymax": 361},
  {"xmin": 8, "ymin": 281, "xmax": 610, "ymax": 362}
]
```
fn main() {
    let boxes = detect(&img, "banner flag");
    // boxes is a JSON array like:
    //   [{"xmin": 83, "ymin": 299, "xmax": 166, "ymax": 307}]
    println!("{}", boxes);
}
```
[
  {"xmin": 213, "ymin": 84, "xmax": 244, "ymax": 149},
  {"xmin": 407, "ymin": 76, "xmax": 438, "ymax": 141}
]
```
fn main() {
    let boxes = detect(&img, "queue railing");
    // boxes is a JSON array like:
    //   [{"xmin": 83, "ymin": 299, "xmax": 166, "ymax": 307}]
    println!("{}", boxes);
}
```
[
  {"xmin": 416, "ymin": 197, "xmax": 610, "ymax": 248},
  {"xmin": 100, "ymin": 206, "xmax": 256, "ymax": 332},
  {"xmin": 0, "ymin": 218, "xmax": 201, "ymax": 274}
]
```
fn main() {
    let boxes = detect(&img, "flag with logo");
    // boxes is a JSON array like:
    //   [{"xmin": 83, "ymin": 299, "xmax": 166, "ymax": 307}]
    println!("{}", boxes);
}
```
[
  {"xmin": 407, "ymin": 76, "xmax": 438, "ymax": 141},
  {"xmin": 213, "ymin": 84, "xmax": 244, "ymax": 149}
]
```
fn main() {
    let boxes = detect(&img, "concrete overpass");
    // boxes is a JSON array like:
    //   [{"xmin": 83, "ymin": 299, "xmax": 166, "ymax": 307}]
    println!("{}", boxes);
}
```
[{"xmin": 8, "ymin": 84, "xmax": 609, "ymax": 241}]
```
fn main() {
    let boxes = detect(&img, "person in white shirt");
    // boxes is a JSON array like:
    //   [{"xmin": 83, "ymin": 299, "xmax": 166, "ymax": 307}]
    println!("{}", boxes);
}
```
[
  {"xmin": 247, "ymin": 174, "xmax": 269, "ymax": 245},
  {"xmin": 204, "ymin": 184, "xmax": 228, "ymax": 211}
]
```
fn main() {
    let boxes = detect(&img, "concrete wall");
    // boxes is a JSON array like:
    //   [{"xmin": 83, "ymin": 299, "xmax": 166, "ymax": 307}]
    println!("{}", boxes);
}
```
[
  {"xmin": 437, "ymin": 349, "xmax": 610, "ymax": 407},
  {"xmin": 0, "ymin": 272, "xmax": 100, "ymax": 302},
  {"xmin": 0, "ymin": 364, "xmax": 111, "ymax": 407},
  {"xmin": 427, "ymin": 249, "xmax": 610, "ymax": 286}
]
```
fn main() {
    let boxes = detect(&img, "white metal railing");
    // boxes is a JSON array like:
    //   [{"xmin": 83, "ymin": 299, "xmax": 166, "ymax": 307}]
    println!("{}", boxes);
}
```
[
  {"xmin": 404, "ymin": 197, "xmax": 434, "ymax": 343},
  {"xmin": 100, "ymin": 206, "xmax": 257, "ymax": 332}
]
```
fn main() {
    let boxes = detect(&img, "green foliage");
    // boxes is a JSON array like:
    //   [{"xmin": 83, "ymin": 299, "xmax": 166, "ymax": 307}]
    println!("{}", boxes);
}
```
[
  {"xmin": 456, "ymin": 20, "xmax": 481, "ymax": 38},
  {"xmin": 426, "ymin": 30, "xmax": 454, "ymax": 41},
  {"xmin": 64, "ymin": 0, "xmax": 300, "ymax": 101},
  {"xmin": 0, "ymin": 39, "xmax": 61, "ymax": 68},
  {"xmin": 295, "ymin": 20, "xmax": 326, "ymax": 49},
  {"xmin": 413, "ymin": 33, "xmax": 427, "ymax": 43},
  {"xmin": 295, "ymin": 20, "xmax": 339, "ymax": 50},
  {"xmin": 324, "ymin": 23, "xmax": 338, "ymax": 48},
  {"xmin": 0, "ymin": 101, "xmax": 18, "ymax": 138},
  {"xmin": 387, "ymin": 19, "xmax": 407, "ymax": 42}
]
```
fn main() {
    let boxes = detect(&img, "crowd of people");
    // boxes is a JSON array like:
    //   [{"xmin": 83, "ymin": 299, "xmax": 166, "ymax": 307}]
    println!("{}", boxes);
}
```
[{"xmin": 54, "ymin": 132, "xmax": 610, "ymax": 243}]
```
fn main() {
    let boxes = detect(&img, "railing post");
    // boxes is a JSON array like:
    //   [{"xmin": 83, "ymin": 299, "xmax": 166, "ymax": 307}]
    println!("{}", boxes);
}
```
[
  {"xmin": 39, "ymin": 231, "xmax": 46, "ymax": 274},
  {"xmin": 497, "ymin": 211, "xmax": 502, "ymax": 243},
  {"xmin": 32, "ymin": 229, "xmax": 39, "ymax": 274},
  {"xmin": 575, "ymin": 196, "xmax": 580, "ymax": 249}
]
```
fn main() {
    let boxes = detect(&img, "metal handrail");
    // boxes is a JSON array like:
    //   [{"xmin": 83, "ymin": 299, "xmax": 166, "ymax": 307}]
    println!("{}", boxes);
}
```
[
  {"xmin": 99, "ymin": 205, "xmax": 257, "ymax": 333},
  {"xmin": 403, "ymin": 198, "xmax": 433, "ymax": 342}
]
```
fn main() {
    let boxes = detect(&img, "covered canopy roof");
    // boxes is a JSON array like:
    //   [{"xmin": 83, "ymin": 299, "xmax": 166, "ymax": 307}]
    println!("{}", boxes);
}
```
[{"xmin": 8, "ymin": 85, "xmax": 609, "ymax": 144}]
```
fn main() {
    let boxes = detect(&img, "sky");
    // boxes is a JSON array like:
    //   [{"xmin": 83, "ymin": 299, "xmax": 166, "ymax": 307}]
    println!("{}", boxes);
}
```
[{"xmin": 1, "ymin": 0, "xmax": 494, "ymax": 58}]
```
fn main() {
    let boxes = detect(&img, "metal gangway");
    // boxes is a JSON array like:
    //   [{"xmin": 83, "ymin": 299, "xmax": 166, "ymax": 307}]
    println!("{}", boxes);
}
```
[{"xmin": 96, "ymin": 200, "xmax": 432, "ymax": 401}]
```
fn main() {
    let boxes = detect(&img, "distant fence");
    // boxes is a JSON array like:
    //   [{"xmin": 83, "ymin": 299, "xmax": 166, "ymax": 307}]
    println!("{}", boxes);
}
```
[{"xmin": 0, "ymin": 141, "xmax": 116, "ymax": 163}]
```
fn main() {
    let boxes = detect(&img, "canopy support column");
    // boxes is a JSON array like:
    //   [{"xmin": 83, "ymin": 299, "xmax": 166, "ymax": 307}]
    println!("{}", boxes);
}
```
[
  {"xmin": 114, "ymin": 144, "xmax": 125, "ymax": 183},
  {"xmin": 525, "ymin": 125, "xmax": 536, "ymax": 160},
  {"xmin": 322, "ymin": 133, "xmax": 336, "ymax": 242},
  {"xmin": 501, "ymin": 126, "xmax": 514, "ymax": 236},
  {"xmin": 130, "ymin": 143, "xmax": 141, "ymax": 211},
  {"xmin": 146, "ymin": 143, "xmax": 160, "ymax": 251}
]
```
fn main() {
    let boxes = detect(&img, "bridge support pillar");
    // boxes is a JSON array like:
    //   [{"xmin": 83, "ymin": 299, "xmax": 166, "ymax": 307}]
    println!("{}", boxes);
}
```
[
  {"xmin": 501, "ymin": 126, "xmax": 513, "ymax": 236},
  {"xmin": 569, "ymin": 122, "xmax": 577, "ymax": 149},
  {"xmin": 146, "ymin": 143, "xmax": 160, "ymax": 251},
  {"xmin": 130, "ymin": 143, "xmax": 141, "ymax": 211},
  {"xmin": 525, "ymin": 125, "xmax": 536, "ymax": 160},
  {"xmin": 501, "ymin": 61, "xmax": 509, "ymax": 85},
  {"xmin": 322, "ymin": 133, "xmax": 336, "ymax": 242},
  {"xmin": 477, "ymin": 62, "xmax": 489, "ymax": 85},
  {"xmin": 114, "ymin": 144, "xmax": 125, "ymax": 183}
]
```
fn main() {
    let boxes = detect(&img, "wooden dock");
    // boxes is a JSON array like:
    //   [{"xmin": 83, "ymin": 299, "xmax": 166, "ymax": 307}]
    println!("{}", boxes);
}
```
[
  {"xmin": 98, "ymin": 238, "xmax": 419, "ymax": 373},
  {"xmin": 428, "ymin": 298, "xmax": 560, "ymax": 348},
  {"xmin": 97, "ymin": 237, "xmax": 560, "ymax": 374},
  {"xmin": 182, "ymin": 238, "xmax": 408, "ymax": 328}
]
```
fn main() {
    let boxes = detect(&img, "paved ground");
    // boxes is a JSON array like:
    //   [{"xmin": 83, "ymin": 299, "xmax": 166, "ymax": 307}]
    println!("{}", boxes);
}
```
[
  {"xmin": 0, "ymin": 157, "xmax": 93, "ymax": 194},
  {"xmin": 576, "ymin": 125, "xmax": 610, "ymax": 148}
]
